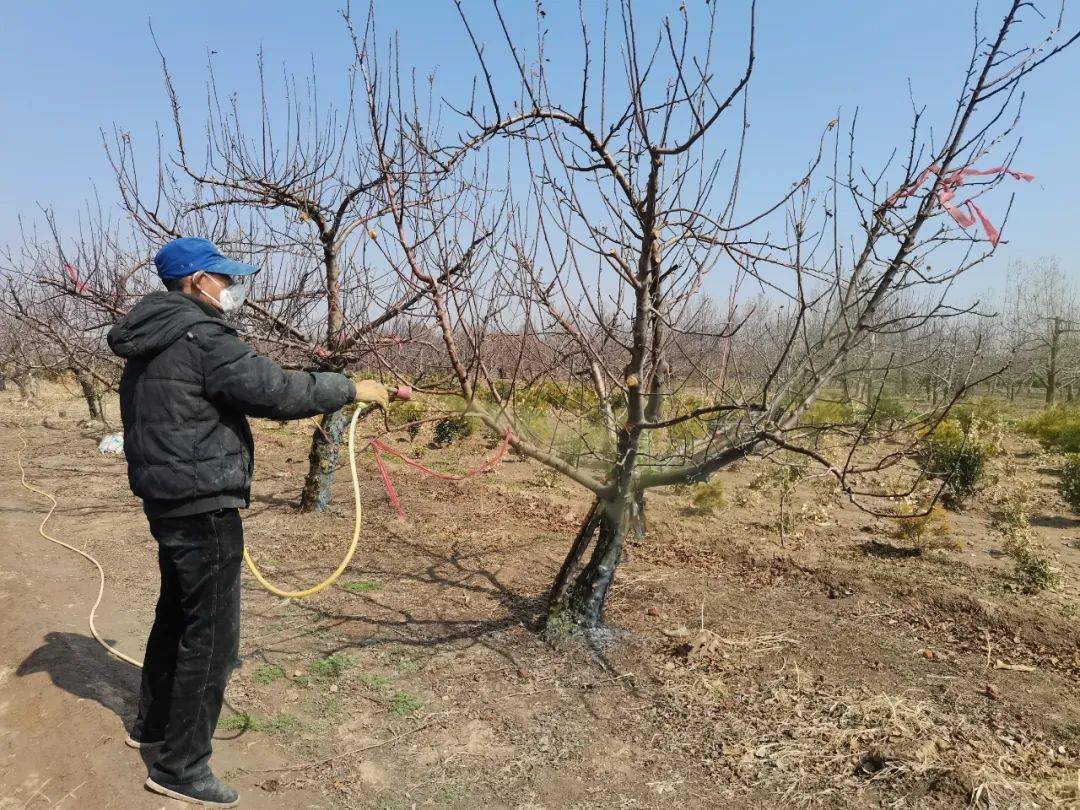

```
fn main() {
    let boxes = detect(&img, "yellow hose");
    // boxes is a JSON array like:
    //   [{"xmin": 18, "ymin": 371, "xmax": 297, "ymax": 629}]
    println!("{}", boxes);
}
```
[
  {"xmin": 16, "ymin": 433, "xmax": 143, "ymax": 668},
  {"xmin": 15, "ymin": 403, "xmax": 369, "ymax": 667},
  {"xmin": 241, "ymin": 405, "xmax": 364, "ymax": 598}
]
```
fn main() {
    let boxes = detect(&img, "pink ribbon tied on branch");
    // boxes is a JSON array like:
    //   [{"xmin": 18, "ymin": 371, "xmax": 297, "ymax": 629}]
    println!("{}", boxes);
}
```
[
  {"xmin": 885, "ymin": 164, "xmax": 1034, "ymax": 246},
  {"xmin": 63, "ymin": 263, "xmax": 88, "ymax": 295}
]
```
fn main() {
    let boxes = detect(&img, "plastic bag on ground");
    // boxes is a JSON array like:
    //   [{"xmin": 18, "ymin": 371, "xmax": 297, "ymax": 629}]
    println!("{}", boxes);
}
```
[{"xmin": 98, "ymin": 432, "xmax": 124, "ymax": 456}]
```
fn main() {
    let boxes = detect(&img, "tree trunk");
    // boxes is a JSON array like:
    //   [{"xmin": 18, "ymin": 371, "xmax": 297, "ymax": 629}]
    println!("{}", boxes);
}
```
[
  {"xmin": 74, "ymin": 368, "xmax": 105, "ymax": 422},
  {"xmin": 546, "ymin": 493, "xmax": 644, "ymax": 630},
  {"xmin": 300, "ymin": 242, "xmax": 345, "ymax": 512},
  {"xmin": 1047, "ymin": 317, "xmax": 1060, "ymax": 406},
  {"xmin": 15, "ymin": 372, "xmax": 38, "ymax": 403},
  {"xmin": 547, "ymin": 499, "xmax": 602, "ymax": 610},
  {"xmin": 299, "ymin": 407, "xmax": 348, "ymax": 512}
]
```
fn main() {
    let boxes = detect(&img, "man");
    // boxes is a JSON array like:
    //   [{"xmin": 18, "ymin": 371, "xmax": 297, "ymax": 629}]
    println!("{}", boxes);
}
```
[{"xmin": 108, "ymin": 237, "xmax": 388, "ymax": 807}]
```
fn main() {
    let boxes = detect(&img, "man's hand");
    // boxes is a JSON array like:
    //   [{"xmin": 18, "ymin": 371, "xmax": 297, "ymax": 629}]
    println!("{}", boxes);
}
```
[{"xmin": 352, "ymin": 378, "xmax": 390, "ymax": 410}]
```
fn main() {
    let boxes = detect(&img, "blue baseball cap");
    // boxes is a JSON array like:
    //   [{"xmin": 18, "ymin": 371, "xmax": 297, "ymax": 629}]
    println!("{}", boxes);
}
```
[{"xmin": 154, "ymin": 237, "xmax": 260, "ymax": 281}]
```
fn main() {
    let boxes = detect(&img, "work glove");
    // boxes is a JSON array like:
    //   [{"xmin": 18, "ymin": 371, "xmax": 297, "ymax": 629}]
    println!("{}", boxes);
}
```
[{"xmin": 352, "ymin": 378, "xmax": 390, "ymax": 410}]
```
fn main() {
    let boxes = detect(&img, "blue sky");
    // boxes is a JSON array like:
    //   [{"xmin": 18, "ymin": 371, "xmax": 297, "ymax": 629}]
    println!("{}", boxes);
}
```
[{"xmin": 1, "ymin": 1, "xmax": 1077, "ymax": 296}]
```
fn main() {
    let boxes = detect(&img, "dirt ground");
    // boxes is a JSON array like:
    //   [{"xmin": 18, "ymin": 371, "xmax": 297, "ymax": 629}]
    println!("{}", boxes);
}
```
[{"xmin": 1, "ymin": 384, "xmax": 1078, "ymax": 809}]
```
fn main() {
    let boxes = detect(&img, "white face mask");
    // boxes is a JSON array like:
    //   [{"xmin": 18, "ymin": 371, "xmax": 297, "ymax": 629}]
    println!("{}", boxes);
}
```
[{"xmin": 199, "ymin": 273, "xmax": 249, "ymax": 314}]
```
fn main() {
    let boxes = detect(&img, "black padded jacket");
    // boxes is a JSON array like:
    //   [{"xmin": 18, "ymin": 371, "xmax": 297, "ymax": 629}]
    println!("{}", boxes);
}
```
[{"xmin": 108, "ymin": 292, "xmax": 354, "ymax": 519}]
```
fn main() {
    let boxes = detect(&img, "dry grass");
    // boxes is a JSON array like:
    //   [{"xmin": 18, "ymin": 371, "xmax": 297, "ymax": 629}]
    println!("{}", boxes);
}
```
[
  {"xmin": 3, "ymin": 383, "xmax": 1079, "ymax": 808},
  {"xmin": 656, "ymin": 656, "xmax": 1075, "ymax": 808}
]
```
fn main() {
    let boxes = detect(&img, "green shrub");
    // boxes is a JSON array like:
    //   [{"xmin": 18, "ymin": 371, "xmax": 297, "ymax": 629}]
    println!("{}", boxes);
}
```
[
  {"xmin": 666, "ymin": 394, "xmax": 710, "ymax": 444},
  {"xmin": 987, "ymin": 482, "xmax": 1056, "ymax": 593},
  {"xmin": 342, "ymin": 581, "xmax": 381, "ymax": 594},
  {"xmin": 749, "ymin": 462, "xmax": 807, "ymax": 539},
  {"xmin": 218, "ymin": 712, "xmax": 255, "ymax": 732},
  {"xmin": 989, "ymin": 484, "xmax": 1034, "ymax": 538},
  {"xmin": 432, "ymin": 415, "xmax": 475, "ymax": 447},
  {"xmin": 389, "ymin": 692, "xmax": 423, "ymax": 716},
  {"xmin": 800, "ymin": 399, "xmax": 854, "ymax": 427},
  {"xmin": 1003, "ymin": 535, "xmax": 1058, "ymax": 593},
  {"xmin": 1059, "ymin": 454, "xmax": 1080, "ymax": 512},
  {"xmin": 890, "ymin": 502, "xmax": 956, "ymax": 550},
  {"xmin": 310, "ymin": 654, "xmax": 356, "ymax": 678},
  {"xmin": 861, "ymin": 395, "xmax": 910, "ymax": 428},
  {"xmin": 952, "ymin": 396, "xmax": 1006, "ymax": 431},
  {"xmin": 360, "ymin": 673, "xmax": 392, "ymax": 690},
  {"xmin": 252, "ymin": 664, "xmax": 285, "ymax": 685},
  {"xmin": 923, "ymin": 420, "xmax": 989, "ymax": 508},
  {"xmin": 387, "ymin": 400, "xmax": 427, "ymax": 439},
  {"xmin": 1022, "ymin": 406, "xmax": 1080, "ymax": 453},
  {"xmin": 485, "ymin": 379, "xmax": 603, "ymax": 416},
  {"xmin": 689, "ymin": 479, "xmax": 725, "ymax": 514}
]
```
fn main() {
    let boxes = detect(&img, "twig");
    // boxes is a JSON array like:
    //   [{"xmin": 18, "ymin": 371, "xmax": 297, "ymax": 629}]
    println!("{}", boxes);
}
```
[
  {"xmin": 52, "ymin": 781, "xmax": 87, "ymax": 810},
  {"xmin": 858, "ymin": 608, "xmax": 901, "ymax": 621},
  {"xmin": 499, "ymin": 673, "xmax": 634, "ymax": 701},
  {"xmin": 993, "ymin": 659, "xmax": 1036, "ymax": 672},
  {"xmin": 245, "ymin": 716, "xmax": 443, "ymax": 773},
  {"xmin": 20, "ymin": 777, "xmax": 52, "ymax": 809}
]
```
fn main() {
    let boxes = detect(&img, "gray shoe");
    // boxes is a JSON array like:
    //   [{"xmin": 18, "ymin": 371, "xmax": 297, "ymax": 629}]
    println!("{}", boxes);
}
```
[{"xmin": 145, "ymin": 773, "xmax": 239, "ymax": 807}]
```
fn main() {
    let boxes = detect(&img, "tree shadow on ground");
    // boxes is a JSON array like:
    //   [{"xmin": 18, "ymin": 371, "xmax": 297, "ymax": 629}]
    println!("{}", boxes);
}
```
[
  {"xmin": 248, "ymin": 490, "xmax": 302, "ymax": 510},
  {"xmin": 859, "ymin": 539, "xmax": 921, "ymax": 559},
  {"xmin": 1030, "ymin": 513, "xmax": 1080, "ymax": 529},
  {"xmin": 243, "ymin": 534, "xmax": 639, "ymax": 681},
  {"xmin": 246, "ymin": 537, "xmax": 550, "ymax": 668}
]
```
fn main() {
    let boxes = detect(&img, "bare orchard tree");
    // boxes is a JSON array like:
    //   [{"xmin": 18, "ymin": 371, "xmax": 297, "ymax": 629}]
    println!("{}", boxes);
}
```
[
  {"xmin": 0, "ymin": 208, "xmax": 147, "ymax": 421},
  {"xmin": 1007, "ymin": 257, "xmax": 1080, "ymax": 404},
  {"xmin": 105, "ymin": 9, "xmax": 490, "ymax": 510},
  {"xmin": 426, "ymin": 0, "xmax": 1078, "ymax": 629},
  {"xmin": 0, "ymin": 299, "xmax": 55, "ymax": 406}
]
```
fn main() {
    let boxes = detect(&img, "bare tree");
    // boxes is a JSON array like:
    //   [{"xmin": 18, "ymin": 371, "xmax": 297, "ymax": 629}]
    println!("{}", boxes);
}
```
[
  {"xmin": 0, "ymin": 206, "xmax": 146, "ymax": 421},
  {"xmin": 423, "ymin": 0, "xmax": 1079, "ymax": 629},
  {"xmin": 104, "ymin": 8, "xmax": 491, "ymax": 510},
  {"xmin": 1007, "ymin": 257, "xmax": 1080, "ymax": 404}
]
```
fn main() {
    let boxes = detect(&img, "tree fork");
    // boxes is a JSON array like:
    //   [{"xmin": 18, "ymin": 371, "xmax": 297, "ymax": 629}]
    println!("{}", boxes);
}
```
[
  {"xmin": 547, "ymin": 493, "xmax": 644, "ymax": 630},
  {"xmin": 546, "ymin": 498, "xmax": 602, "ymax": 614}
]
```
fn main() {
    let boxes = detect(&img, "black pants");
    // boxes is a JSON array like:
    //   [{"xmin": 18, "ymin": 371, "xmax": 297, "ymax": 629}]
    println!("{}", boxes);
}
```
[{"xmin": 134, "ymin": 508, "xmax": 243, "ymax": 785}]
